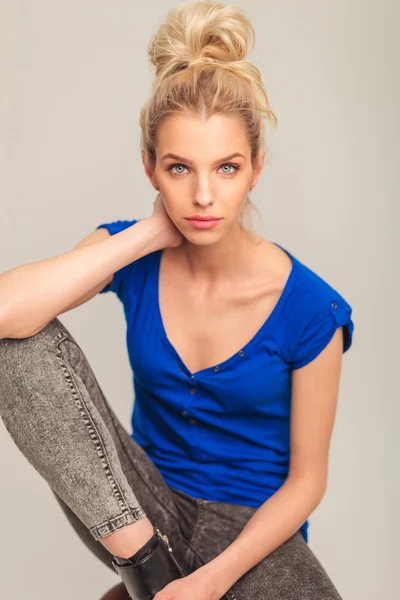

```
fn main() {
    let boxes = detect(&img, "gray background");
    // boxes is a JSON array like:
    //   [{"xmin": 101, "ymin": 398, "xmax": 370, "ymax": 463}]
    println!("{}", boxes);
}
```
[{"xmin": 1, "ymin": 1, "xmax": 398, "ymax": 598}]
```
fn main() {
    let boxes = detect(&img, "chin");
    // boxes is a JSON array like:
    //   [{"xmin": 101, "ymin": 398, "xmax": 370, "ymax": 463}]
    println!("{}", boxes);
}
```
[{"xmin": 185, "ymin": 232, "xmax": 224, "ymax": 247}]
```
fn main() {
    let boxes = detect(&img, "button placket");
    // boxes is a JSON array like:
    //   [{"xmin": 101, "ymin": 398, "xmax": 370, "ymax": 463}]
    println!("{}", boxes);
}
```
[
  {"xmin": 181, "ymin": 373, "xmax": 197, "ymax": 419},
  {"xmin": 185, "ymin": 376, "xmax": 198, "ymax": 435}
]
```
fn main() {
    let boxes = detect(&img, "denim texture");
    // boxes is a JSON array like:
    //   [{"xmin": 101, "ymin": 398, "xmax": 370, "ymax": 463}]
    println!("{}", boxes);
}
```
[{"xmin": 0, "ymin": 317, "xmax": 342, "ymax": 599}]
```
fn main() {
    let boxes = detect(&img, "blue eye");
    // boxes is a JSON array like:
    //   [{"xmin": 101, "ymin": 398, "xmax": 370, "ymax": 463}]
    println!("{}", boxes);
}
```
[
  {"xmin": 169, "ymin": 164, "xmax": 188, "ymax": 175},
  {"xmin": 167, "ymin": 162, "xmax": 240, "ymax": 176},
  {"xmin": 220, "ymin": 163, "xmax": 239, "ymax": 174}
]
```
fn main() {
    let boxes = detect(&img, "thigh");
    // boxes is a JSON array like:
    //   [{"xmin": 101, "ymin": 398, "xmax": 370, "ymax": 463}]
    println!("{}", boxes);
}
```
[{"xmin": 189, "ymin": 499, "xmax": 342, "ymax": 600}]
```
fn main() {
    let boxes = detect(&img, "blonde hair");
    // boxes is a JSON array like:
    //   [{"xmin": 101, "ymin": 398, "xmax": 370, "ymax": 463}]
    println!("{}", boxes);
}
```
[{"xmin": 139, "ymin": 0, "xmax": 277, "ymax": 235}]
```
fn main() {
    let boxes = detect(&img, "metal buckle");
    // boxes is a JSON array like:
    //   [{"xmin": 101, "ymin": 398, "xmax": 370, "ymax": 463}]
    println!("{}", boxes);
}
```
[{"xmin": 154, "ymin": 526, "xmax": 173, "ymax": 552}]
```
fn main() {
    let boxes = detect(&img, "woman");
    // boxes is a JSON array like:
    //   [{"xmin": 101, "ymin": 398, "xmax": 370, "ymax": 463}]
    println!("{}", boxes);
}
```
[{"xmin": 0, "ymin": 1, "xmax": 354, "ymax": 599}]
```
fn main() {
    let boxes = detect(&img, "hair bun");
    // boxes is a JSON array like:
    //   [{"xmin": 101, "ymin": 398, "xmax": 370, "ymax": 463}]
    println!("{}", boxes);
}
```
[{"xmin": 148, "ymin": 0, "xmax": 255, "ymax": 79}]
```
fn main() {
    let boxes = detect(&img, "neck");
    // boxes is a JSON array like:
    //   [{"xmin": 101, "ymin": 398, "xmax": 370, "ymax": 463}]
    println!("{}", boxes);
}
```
[{"xmin": 175, "ymin": 223, "xmax": 263, "ymax": 286}]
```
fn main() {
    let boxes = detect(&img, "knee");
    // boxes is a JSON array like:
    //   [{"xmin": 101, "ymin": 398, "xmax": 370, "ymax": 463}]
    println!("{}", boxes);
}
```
[
  {"xmin": 0, "ymin": 317, "xmax": 70, "ymax": 403},
  {"xmin": 0, "ymin": 319, "xmax": 84, "ymax": 431}
]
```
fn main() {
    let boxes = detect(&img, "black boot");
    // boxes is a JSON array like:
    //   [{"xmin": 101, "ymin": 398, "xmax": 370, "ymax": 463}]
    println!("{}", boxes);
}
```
[
  {"xmin": 112, "ymin": 525, "xmax": 231, "ymax": 600},
  {"xmin": 111, "ymin": 526, "xmax": 186, "ymax": 599}
]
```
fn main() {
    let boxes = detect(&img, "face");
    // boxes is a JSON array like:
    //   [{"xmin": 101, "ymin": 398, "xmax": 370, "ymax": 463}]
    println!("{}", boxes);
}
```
[{"xmin": 143, "ymin": 112, "xmax": 265, "ymax": 245}]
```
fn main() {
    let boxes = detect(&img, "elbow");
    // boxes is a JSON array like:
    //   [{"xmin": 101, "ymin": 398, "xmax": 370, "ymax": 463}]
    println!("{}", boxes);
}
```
[
  {"xmin": 0, "ymin": 326, "xmax": 42, "ymax": 340},
  {"xmin": 286, "ymin": 472, "xmax": 327, "ymax": 504},
  {"xmin": 315, "ymin": 484, "xmax": 327, "ymax": 506},
  {"xmin": 0, "ymin": 307, "xmax": 9, "ymax": 339},
  {"xmin": 0, "ymin": 309, "xmax": 40, "ymax": 340}
]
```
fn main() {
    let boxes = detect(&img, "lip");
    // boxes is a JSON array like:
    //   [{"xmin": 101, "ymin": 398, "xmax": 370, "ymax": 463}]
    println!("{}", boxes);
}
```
[
  {"xmin": 186, "ymin": 219, "xmax": 221, "ymax": 230},
  {"xmin": 186, "ymin": 215, "xmax": 221, "ymax": 221}
]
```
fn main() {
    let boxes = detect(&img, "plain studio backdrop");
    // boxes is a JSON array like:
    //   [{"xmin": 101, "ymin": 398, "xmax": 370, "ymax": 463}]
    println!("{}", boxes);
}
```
[{"xmin": 1, "ymin": 1, "xmax": 398, "ymax": 598}]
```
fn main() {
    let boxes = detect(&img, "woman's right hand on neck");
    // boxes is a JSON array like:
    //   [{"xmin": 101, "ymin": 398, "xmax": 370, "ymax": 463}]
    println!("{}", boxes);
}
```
[{"xmin": 149, "ymin": 192, "xmax": 184, "ymax": 249}]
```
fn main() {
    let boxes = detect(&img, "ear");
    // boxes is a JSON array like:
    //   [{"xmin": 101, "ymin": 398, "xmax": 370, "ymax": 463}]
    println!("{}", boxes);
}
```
[{"xmin": 141, "ymin": 151, "xmax": 159, "ymax": 191}]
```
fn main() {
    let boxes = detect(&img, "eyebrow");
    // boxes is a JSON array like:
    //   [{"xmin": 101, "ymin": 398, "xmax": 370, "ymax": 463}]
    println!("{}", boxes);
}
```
[{"xmin": 160, "ymin": 152, "xmax": 246, "ymax": 164}]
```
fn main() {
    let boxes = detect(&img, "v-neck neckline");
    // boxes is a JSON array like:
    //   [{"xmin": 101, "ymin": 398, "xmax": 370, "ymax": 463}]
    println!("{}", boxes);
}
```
[{"xmin": 152, "ymin": 241, "xmax": 297, "ymax": 379}]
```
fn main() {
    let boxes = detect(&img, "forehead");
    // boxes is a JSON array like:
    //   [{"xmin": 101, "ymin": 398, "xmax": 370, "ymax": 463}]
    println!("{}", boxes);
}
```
[{"xmin": 156, "ymin": 112, "xmax": 249, "ymax": 158}]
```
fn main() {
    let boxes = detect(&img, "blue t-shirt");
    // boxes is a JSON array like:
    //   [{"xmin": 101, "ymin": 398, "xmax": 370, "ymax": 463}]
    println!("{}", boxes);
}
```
[{"xmin": 96, "ymin": 218, "xmax": 354, "ymax": 543}]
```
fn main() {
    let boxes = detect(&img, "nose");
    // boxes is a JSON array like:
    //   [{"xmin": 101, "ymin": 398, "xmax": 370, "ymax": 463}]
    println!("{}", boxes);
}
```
[{"xmin": 193, "ymin": 182, "xmax": 214, "ymax": 207}]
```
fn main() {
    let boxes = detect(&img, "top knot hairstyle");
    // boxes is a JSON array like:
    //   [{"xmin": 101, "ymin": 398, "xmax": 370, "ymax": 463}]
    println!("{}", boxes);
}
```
[{"xmin": 139, "ymin": 0, "xmax": 277, "ymax": 234}]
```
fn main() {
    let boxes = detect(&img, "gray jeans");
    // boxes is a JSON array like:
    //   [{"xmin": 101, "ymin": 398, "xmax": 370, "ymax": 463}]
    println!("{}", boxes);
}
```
[{"xmin": 0, "ymin": 317, "xmax": 342, "ymax": 599}]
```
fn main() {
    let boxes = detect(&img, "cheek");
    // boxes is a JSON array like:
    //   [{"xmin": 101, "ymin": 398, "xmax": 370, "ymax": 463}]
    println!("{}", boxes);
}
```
[
  {"xmin": 160, "ymin": 197, "xmax": 183, "ymax": 224},
  {"xmin": 221, "ymin": 193, "xmax": 248, "ymax": 215}
]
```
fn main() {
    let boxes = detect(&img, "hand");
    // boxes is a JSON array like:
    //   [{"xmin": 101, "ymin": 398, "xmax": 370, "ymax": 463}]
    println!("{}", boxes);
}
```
[
  {"xmin": 150, "ymin": 192, "xmax": 184, "ymax": 249},
  {"xmin": 153, "ymin": 566, "xmax": 220, "ymax": 600}
]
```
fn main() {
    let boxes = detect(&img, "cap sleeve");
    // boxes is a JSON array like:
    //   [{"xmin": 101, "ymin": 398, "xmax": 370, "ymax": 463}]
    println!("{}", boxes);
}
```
[
  {"xmin": 290, "ymin": 294, "xmax": 354, "ymax": 370},
  {"xmin": 96, "ymin": 219, "xmax": 138, "ymax": 296}
]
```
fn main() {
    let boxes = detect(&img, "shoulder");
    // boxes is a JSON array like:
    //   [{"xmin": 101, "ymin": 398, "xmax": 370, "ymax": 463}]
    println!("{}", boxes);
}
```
[
  {"xmin": 281, "ymin": 249, "xmax": 354, "ymax": 369},
  {"xmin": 293, "ymin": 254, "xmax": 350, "ymax": 312}
]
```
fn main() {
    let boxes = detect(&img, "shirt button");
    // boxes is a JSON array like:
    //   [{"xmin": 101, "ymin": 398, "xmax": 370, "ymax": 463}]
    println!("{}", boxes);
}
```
[
  {"xmin": 331, "ymin": 302, "xmax": 338, "ymax": 309},
  {"xmin": 190, "ymin": 375, "xmax": 194, "ymax": 380},
  {"xmin": 182, "ymin": 411, "xmax": 188, "ymax": 417},
  {"xmin": 190, "ymin": 388, "xmax": 196, "ymax": 394},
  {"xmin": 189, "ymin": 418, "xmax": 197, "ymax": 424},
  {"xmin": 213, "ymin": 366, "xmax": 220, "ymax": 372},
  {"xmin": 238, "ymin": 350, "xmax": 245, "ymax": 357}
]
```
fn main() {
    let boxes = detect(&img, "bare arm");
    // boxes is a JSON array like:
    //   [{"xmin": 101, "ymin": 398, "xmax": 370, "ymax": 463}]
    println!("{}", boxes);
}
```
[
  {"xmin": 192, "ymin": 328, "xmax": 345, "ymax": 600},
  {"xmin": 0, "ymin": 217, "xmax": 168, "ymax": 339}
]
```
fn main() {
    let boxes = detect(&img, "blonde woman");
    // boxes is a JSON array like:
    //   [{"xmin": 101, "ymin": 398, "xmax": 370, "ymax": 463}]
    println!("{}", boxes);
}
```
[{"xmin": 0, "ymin": 2, "xmax": 354, "ymax": 599}]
